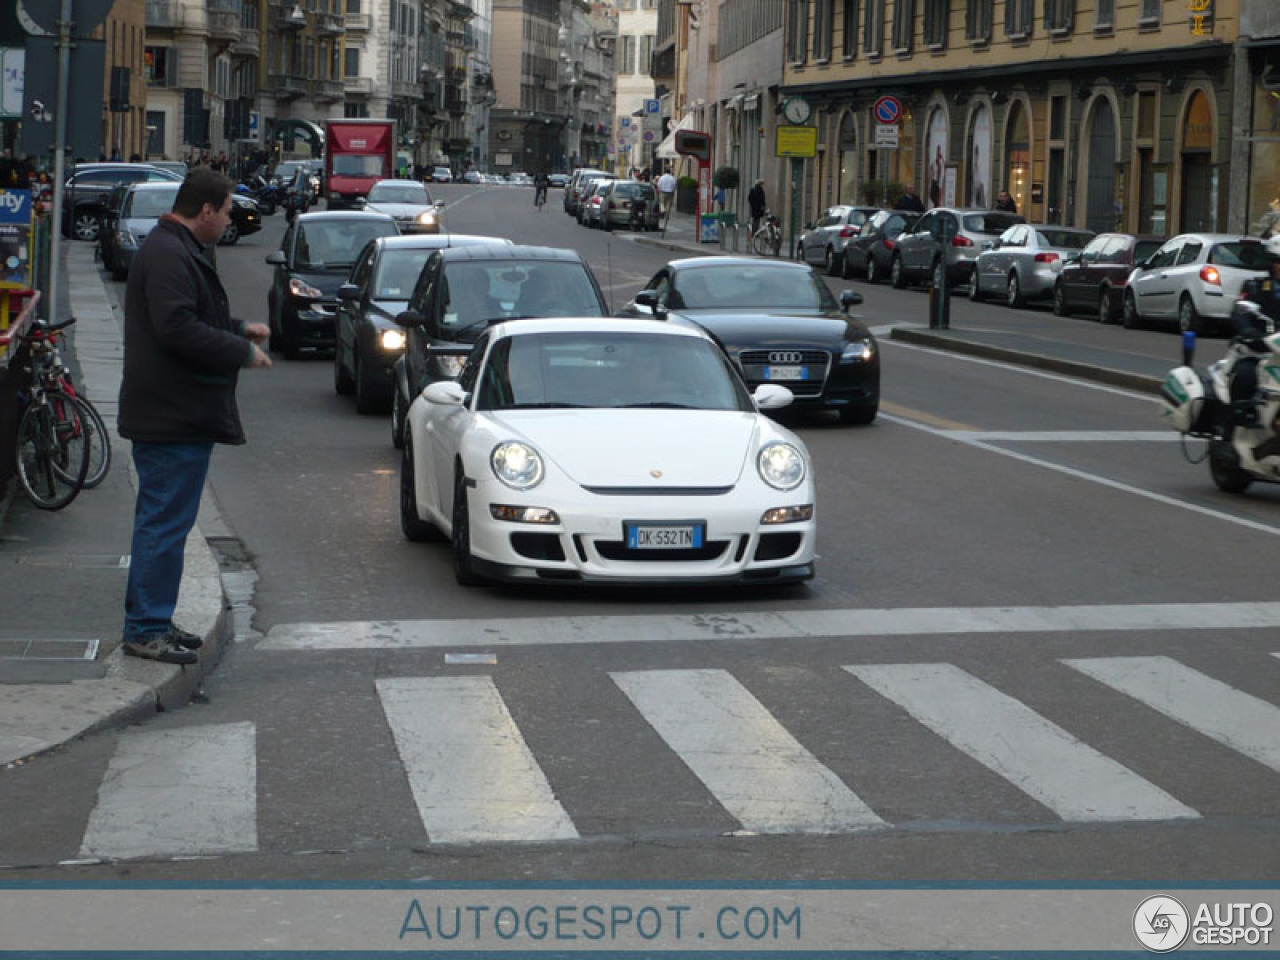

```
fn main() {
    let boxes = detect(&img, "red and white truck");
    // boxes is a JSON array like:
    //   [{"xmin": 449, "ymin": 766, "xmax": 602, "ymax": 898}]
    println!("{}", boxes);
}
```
[{"xmin": 324, "ymin": 118, "xmax": 396, "ymax": 209}]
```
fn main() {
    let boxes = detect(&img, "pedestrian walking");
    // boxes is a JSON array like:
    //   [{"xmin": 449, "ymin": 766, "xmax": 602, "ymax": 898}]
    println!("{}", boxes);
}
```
[
  {"xmin": 118, "ymin": 167, "xmax": 272, "ymax": 665},
  {"xmin": 895, "ymin": 184, "xmax": 925, "ymax": 212},
  {"xmin": 657, "ymin": 169, "xmax": 677, "ymax": 216},
  {"xmin": 748, "ymin": 178, "xmax": 767, "ymax": 234},
  {"xmin": 995, "ymin": 190, "xmax": 1018, "ymax": 213}
]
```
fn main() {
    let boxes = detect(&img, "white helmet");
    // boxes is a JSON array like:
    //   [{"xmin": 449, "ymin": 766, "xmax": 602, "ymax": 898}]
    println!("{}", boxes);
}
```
[{"xmin": 1266, "ymin": 234, "xmax": 1280, "ymax": 261}]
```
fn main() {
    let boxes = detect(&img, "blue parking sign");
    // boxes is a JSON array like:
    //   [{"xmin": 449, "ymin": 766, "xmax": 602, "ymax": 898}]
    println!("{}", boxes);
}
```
[{"xmin": 645, "ymin": 99, "xmax": 660, "ymax": 114}]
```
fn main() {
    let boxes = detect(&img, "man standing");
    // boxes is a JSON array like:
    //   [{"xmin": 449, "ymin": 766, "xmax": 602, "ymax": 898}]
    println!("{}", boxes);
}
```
[
  {"xmin": 657, "ymin": 167, "xmax": 677, "ymax": 216},
  {"xmin": 995, "ymin": 190, "xmax": 1018, "ymax": 213},
  {"xmin": 895, "ymin": 184, "xmax": 925, "ymax": 212},
  {"xmin": 118, "ymin": 167, "xmax": 271, "ymax": 664},
  {"xmin": 748, "ymin": 178, "xmax": 767, "ymax": 234}
]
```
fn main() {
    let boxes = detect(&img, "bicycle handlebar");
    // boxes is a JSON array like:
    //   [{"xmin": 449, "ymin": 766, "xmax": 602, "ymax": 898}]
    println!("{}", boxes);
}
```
[{"xmin": 16, "ymin": 316, "xmax": 77, "ymax": 341}]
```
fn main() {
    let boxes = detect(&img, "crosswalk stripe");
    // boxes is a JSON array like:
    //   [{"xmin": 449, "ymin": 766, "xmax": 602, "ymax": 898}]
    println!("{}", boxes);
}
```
[
  {"xmin": 260, "ymin": 602, "xmax": 1280, "ymax": 651},
  {"xmin": 844, "ymin": 663, "xmax": 1198, "ymax": 823},
  {"xmin": 375, "ymin": 677, "xmax": 578, "ymax": 844},
  {"xmin": 80, "ymin": 722, "xmax": 258, "ymax": 860},
  {"xmin": 1064, "ymin": 656, "xmax": 1280, "ymax": 773},
  {"xmin": 612, "ymin": 669, "xmax": 884, "ymax": 834}
]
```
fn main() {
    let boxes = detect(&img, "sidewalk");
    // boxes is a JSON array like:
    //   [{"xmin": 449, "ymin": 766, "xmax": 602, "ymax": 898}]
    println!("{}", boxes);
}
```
[
  {"xmin": 0, "ymin": 226, "xmax": 1183, "ymax": 769},
  {"xmin": 0, "ymin": 241, "xmax": 227, "ymax": 767}
]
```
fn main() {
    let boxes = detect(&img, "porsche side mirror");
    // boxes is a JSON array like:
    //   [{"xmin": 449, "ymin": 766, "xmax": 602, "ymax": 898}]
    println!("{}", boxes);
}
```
[
  {"xmin": 337, "ymin": 283, "xmax": 361, "ymax": 302},
  {"xmin": 423, "ymin": 380, "xmax": 467, "ymax": 406},
  {"xmin": 634, "ymin": 289, "xmax": 665, "ymax": 318},
  {"xmin": 839, "ymin": 290, "xmax": 864, "ymax": 312},
  {"xmin": 395, "ymin": 309, "xmax": 426, "ymax": 327},
  {"xmin": 265, "ymin": 251, "xmax": 286, "ymax": 266},
  {"xmin": 753, "ymin": 384, "xmax": 794, "ymax": 411}
]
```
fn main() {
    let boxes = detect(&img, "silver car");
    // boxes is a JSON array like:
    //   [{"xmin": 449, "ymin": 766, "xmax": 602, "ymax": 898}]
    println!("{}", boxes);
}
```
[
  {"xmin": 892, "ymin": 207, "xmax": 1025, "ymax": 288},
  {"xmin": 361, "ymin": 179, "xmax": 444, "ymax": 234},
  {"xmin": 1123, "ymin": 233, "xmax": 1270, "ymax": 334},
  {"xmin": 972, "ymin": 224, "xmax": 1095, "ymax": 307},
  {"xmin": 796, "ymin": 205, "xmax": 880, "ymax": 276}
]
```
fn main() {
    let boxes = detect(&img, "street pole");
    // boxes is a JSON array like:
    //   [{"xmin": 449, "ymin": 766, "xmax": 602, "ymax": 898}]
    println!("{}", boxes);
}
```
[{"xmin": 47, "ymin": 0, "xmax": 74, "ymax": 325}]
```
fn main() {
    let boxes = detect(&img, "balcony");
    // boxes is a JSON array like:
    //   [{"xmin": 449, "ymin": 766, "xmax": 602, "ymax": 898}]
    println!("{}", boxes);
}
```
[
  {"xmin": 145, "ymin": 0, "xmax": 184, "ymax": 29},
  {"xmin": 345, "ymin": 12, "xmax": 371, "ymax": 31},
  {"xmin": 391, "ymin": 79, "xmax": 422, "ymax": 100},
  {"xmin": 314, "ymin": 79, "xmax": 344, "ymax": 101},
  {"xmin": 344, "ymin": 76, "xmax": 374, "ymax": 95},
  {"xmin": 270, "ymin": 73, "xmax": 309, "ymax": 100},
  {"xmin": 270, "ymin": 1, "xmax": 307, "ymax": 30},
  {"xmin": 315, "ymin": 11, "xmax": 345, "ymax": 36},
  {"xmin": 230, "ymin": 26, "xmax": 259, "ymax": 58},
  {"xmin": 207, "ymin": 9, "xmax": 241, "ymax": 41}
]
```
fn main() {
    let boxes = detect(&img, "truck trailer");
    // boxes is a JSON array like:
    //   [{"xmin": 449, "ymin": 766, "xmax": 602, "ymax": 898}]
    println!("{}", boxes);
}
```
[{"xmin": 324, "ymin": 119, "xmax": 396, "ymax": 209}]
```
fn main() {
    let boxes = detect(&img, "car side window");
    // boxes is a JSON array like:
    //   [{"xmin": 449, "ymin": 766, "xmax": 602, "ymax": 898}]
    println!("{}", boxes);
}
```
[
  {"xmin": 411, "ymin": 255, "xmax": 440, "ymax": 312},
  {"xmin": 649, "ymin": 272, "xmax": 671, "ymax": 307},
  {"xmin": 350, "ymin": 247, "xmax": 374, "ymax": 292},
  {"xmin": 1081, "ymin": 236, "xmax": 1107, "ymax": 262},
  {"xmin": 457, "ymin": 333, "xmax": 489, "ymax": 396},
  {"xmin": 914, "ymin": 212, "xmax": 934, "ymax": 235},
  {"xmin": 885, "ymin": 215, "xmax": 906, "ymax": 237},
  {"xmin": 1176, "ymin": 241, "xmax": 1203, "ymax": 265},
  {"xmin": 1148, "ymin": 241, "xmax": 1180, "ymax": 269}
]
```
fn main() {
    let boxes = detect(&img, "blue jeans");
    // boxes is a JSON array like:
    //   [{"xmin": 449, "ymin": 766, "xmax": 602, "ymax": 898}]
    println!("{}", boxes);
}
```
[{"xmin": 124, "ymin": 442, "xmax": 213, "ymax": 640}]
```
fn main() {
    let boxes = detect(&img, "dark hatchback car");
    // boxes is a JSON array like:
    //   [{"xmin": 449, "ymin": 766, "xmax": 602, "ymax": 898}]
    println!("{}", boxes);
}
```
[
  {"xmin": 265, "ymin": 210, "xmax": 399, "ymax": 358},
  {"xmin": 842, "ymin": 209, "xmax": 921, "ymax": 283},
  {"xmin": 98, "ymin": 181, "xmax": 180, "ymax": 280},
  {"xmin": 623, "ymin": 257, "xmax": 879, "ymax": 424},
  {"xmin": 333, "ymin": 233, "xmax": 512, "ymax": 414},
  {"xmin": 390, "ymin": 245, "xmax": 609, "ymax": 447},
  {"xmin": 1052, "ymin": 232, "xmax": 1167, "ymax": 324}
]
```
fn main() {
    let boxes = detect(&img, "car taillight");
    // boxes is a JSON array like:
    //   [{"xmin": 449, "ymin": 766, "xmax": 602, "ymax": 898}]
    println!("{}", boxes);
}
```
[
  {"xmin": 1200, "ymin": 265, "xmax": 1222, "ymax": 286},
  {"xmin": 951, "ymin": 235, "xmax": 973, "ymax": 247},
  {"xmin": 1034, "ymin": 252, "xmax": 1060, "ymax": 263},
  {"xmin": 839, "ymin": 226, "xmax": 857, "ymax": 237},
  {"xmin": 883, "ymin": 239, "xmax": 895, "ymax": 250}
]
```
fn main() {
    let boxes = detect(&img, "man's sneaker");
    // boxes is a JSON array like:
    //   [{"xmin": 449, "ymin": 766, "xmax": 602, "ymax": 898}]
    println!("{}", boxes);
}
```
[
  {"xmin": 167, "ymin": 625, "xmax": 204, "ymax": 650},
  {"xmin": 123, "ymin": 634, "xmax": 198, "ymax": 666}
]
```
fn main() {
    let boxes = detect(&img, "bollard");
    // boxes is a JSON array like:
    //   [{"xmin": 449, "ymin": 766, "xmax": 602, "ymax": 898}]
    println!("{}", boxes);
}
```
[
  {"xmin": 928, "ymin": 261, "xmax": 951, "ymax": 330},
  {"xmin": 1181, "ymin": 330, "xmax": 1196, "ymax": 366}
]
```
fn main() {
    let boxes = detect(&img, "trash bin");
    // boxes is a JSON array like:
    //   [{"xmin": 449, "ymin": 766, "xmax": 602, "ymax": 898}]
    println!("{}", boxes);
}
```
[{"xmin": 699, "ymin": 213, "xmax": 721, "ymax": 243}]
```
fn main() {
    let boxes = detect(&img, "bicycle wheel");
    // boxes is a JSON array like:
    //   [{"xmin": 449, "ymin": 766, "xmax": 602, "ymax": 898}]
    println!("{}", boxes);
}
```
[
  {"xmin": 751, "ymin": 231, "xmax": 772, "ymax": 257},
  {"xmin": 15, "ymin": 395, "xmax": 88, "ymax": 510},
  {"xmin": 70, "ymin": 394, "xmax": 112, "ymax": 489}
]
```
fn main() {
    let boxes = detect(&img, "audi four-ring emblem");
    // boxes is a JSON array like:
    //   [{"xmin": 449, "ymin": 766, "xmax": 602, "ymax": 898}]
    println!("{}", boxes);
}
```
[{"xmin": 768, "ymin": 351, "xmax": 804, "ymax": 364}]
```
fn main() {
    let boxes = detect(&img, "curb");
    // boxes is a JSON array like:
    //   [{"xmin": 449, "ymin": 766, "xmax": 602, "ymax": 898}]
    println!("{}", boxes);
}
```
[{"xmin": 890, "ymin": 326, "xmax": 1165, "ymax": 396}]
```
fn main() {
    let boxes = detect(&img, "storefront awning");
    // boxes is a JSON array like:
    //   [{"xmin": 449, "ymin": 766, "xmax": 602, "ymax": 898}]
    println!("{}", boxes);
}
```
[{"xmin": 656, "ymin": 112, "xmax": 694, "ymax": 160}]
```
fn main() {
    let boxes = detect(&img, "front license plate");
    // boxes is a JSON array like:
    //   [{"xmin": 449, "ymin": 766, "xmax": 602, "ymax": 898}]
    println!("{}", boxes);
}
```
[
  {"xmin": 625, "ymin": 523, "xmax": 705, "ymax": 549},
  {"xmin": 764, "ymin": 365, "xmax": 807, "ymax": 381}
]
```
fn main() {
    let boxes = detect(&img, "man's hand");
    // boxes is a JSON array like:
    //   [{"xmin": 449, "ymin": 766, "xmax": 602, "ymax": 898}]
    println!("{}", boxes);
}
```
[
  {"xmin": 248, "ymin": 343, "xmax": 272, "ymax": 368},
  {"xmin": 244, "ymin": 322, "xmax": 270, "ymax": 345}
]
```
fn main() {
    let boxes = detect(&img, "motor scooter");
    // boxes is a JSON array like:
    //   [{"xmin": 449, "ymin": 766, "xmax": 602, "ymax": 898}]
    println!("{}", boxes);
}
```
[{"xmin": 1160, "ymin": 300, "xmax": 1280, "ymax": 494}]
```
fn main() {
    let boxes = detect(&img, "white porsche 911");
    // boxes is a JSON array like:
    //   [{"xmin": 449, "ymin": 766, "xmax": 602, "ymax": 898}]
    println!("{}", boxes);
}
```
[{"xmin": 400, "ymin": 317, "xmax": 817, "ymax": 585}]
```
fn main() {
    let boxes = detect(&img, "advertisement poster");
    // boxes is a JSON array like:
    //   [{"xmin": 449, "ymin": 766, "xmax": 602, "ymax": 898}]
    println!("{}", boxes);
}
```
[
  {"xmin": 926, "ymin": 107, "xmax": 948, "ymax": 209},
  {"xmin": 0, "ymin": 187, "xmax": 32, "ymax": 286},
  {"xmin": 969, "ymin": 104, "xmax": 991, "ymax": 208}
]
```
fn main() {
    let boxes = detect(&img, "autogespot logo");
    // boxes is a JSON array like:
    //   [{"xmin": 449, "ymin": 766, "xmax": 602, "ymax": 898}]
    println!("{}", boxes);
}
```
[{"xmin": 1134, "ymin": 895, "xmax": 1191, "ymax": 952}]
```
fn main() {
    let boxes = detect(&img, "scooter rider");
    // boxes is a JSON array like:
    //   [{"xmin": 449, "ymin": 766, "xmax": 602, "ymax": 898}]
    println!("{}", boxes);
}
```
[{"xmin": 1228, "ymin": 235, "xmax": 1280, "ymax": 428}]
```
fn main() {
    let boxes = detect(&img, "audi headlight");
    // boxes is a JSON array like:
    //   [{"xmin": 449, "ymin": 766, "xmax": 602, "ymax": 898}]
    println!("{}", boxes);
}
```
[
  {"xmin": 757, "ymin": 442, "xmax": 806, "ymax": 491},
  {"xmin": 491, "ymin": 441, "xmax": 544, "ymax": 490},
  {"xmin": 841, "ymin": 339, "xmax": 876, "ymax": 364},
  {"xmin": 380, "ymin": 328, "xmax": 406, "ymax": 352},
  {"xmin": 416, "ymin": 210, "xmax": 438, "ymax": 225},
  {"xmin": 288, "ymin": 277, "xmax": 324, "ymax": 298}
]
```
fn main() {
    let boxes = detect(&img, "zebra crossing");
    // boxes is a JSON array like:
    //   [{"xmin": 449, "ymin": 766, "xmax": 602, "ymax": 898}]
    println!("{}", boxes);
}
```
[{"xmin": 73, "ymin": 654, "xmax": 1280, "ymax": 861}]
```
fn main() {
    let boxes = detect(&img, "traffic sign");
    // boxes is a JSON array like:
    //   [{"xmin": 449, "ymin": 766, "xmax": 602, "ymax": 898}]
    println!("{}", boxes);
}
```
[
  {"xmin": 873, "ymin": 96, "xmax": 902, "ymax": 125},
  {"xmin": 620, "ymin": 117, "xmax": 631, "ymax": 128},
  {"xmin": 644, "ymin": 99, "xmax": 660, "ymax": 114},
  {"xmin": 642, "ymin": 131, "xmax": 654, "ymax": 142},
  {"xmin": 874, "ymin": 123, "xmax": 899, "ymax": 148}
]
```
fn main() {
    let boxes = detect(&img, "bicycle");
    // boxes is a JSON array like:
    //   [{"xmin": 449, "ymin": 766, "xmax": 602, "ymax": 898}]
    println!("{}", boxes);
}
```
[
  {"xmin": 534, "ymin": 185, "xmax": 548, "ymax": 210},
  {"xmin": 32, "ymin": 317, "xmax": 111, "ymax": 491},
  {"xmin": 751, "ymin": 211, "xmax": 783, "ymax": 257}
]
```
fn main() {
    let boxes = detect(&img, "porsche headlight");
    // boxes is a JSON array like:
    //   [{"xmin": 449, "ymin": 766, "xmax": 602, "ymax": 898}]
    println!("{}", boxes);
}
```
[
  {"xmin": 841, "ymin": 339, "xmax": 876, "ymax": 364},
  {"xmin": 288, "ymin": 277, "xmax": 324, "ymax": 298},
  {"xmin": 757, "ymin": 442, "xmax": 806, "ymax": 491},
  {"xmin": 491, "ymin": 441, "xmax": 544, "ymax": 490},
  {"xmin": 380, "ymin": 328, "xmax": 406, "ymax": 352}
]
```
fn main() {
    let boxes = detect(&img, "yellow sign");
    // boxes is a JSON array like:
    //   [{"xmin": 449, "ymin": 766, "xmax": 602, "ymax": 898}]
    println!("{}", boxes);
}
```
[
  {"xmin": 1188, "ymin": 0, "xmax": 1213, "ymax": 35},
  {"xmin": 775, "ymin": 125, "xmax": 818, "ymax": 158}
]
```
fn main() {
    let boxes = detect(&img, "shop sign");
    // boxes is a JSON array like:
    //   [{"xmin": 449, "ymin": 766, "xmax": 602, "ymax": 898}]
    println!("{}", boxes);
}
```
[
  {"xmin": 1188, "ymin": 0, "xmax": 1213, "ymax": 36},
  {"xmin": 775, "ymin": 125, "xmax": 818, "ymax": 158},
  {"xmin": 0, "ymin": 188, "xmax": 33, "ymax": 287}
]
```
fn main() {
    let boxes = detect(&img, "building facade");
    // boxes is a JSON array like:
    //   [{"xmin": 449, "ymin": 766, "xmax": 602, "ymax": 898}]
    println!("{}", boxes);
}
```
[{"xmin": 613, "ymin": 0, "xmax": 658, "ymax": 173}]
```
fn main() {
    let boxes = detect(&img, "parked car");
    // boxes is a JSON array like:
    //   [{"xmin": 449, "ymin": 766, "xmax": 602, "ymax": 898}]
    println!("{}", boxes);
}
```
[
  {"xmin": 264, "ymin": 210, "xmax": 399, "ymax": 359},
  {"xmin": 598, "ymin": 180, "xmax": 660, "ymax": 231},
  {"xmin": 578, "ymin": 180, "xmax": 611, "ymax": 227},
  {"xmin": 971, "ymin": 224, "xmax": 1095, "ymax": 307},
  {"xmin": 430, "ymin": 167, "xmax": 453, "ymax": 183},
  {"xmin": 1053, "ymin": 232, "xmax": 1167, "ymax": 323},
  {"xmin": 623, "ymin": 257, "xmax": 879, "ymax": 424},
  {"xmin": 98, "ymin": 181, "xmax": 181, "ymax": 280},
  {"xmin": 564, "ymin": 169, "xmax": 615, "ymax": 216},
  {"xmin": 390, "ymin": 245, "xmax": 610, "ymax": 448},
  {"xmin": 360, "ymin": 178, "xmax": 445, "ymax": 234},
  {"xmin": 843, "ymin": 209, "xmax": 920, "ymax": 283},
  {"xmin": 334, "ymin": 233, "xmax": 512, "ymax": 414},
  {"xmin": 1123, "ymin": 234, "xmax": 1271, "ymax": 333},
  {"xmin": 892, "ymin": 207, "xmax": 1025, "ymax": 289},
  {"xmin": 461, "ymin": 170, "xmax": 482, "ymax": 184},
  {"xmin": 508, "ymin": 172, "xmax": 533, "ymax": 186},
  {"xmin": 399, "ymin": 316, "xmax": 816, "ymax": 586},
  {"xmin": 146, "ymin": 160, "xmax": 190, "ymax": 178},
  {"xmin": 796, "ymin": 205, "xmax": 880, "ymax": 276},
  {"xmin": 63, "ymin": 162, "xmax": 182, "ymax": 241},
  {"xmin": 548, "ymin": 173, "xmax": 570, "ymax": 188}
]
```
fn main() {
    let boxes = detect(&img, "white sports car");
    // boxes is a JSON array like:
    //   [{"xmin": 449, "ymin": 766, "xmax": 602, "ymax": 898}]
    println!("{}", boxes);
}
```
[{"xmin": 400, "ymin": 317, "xmax": 817, "ymax": 585}]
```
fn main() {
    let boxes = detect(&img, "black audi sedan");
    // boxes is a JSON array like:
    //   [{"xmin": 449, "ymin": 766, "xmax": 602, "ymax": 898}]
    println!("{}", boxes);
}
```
[
  {"xmin": 622, "ymin": 257, "xmax": 879, "ymax": 424},
  {"xmin": 333, "ymin": 232, "xmax": 512, "ymax": 414},
  {"xmin": 265, "ymin": 210, "xmax": 399, "ymax": 359}
]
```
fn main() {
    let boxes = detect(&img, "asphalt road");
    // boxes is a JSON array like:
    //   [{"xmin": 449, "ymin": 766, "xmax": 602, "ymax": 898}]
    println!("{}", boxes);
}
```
[{"xmin": 1, "ymin": 186, "xmax": 1277, "ymax": 884}]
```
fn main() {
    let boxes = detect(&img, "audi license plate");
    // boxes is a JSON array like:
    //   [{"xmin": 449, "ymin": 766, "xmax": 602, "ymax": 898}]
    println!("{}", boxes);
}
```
[
  {"xmin": 764, "ymin": 365, "xmax": 808, "ymax": 381},
  {"xmin": 625, "ymin": 523, "xmax": 705, "ymax": 550}
]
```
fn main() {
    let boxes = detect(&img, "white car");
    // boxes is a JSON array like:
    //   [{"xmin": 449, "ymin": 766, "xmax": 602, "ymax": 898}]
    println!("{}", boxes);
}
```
[
  {"xmin": 1123, "ymin": 233, "xmax": 1269, "ymax": 333},
  {"xmin": 400, "ymin": 317, "xmax": 817, "ymax": 585},
  {"xmin": 361, "ymin": 179, "xmax": 444, "ymax": 234}
]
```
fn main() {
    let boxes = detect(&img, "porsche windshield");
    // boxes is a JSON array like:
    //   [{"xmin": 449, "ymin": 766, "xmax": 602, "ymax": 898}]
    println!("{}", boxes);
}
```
[{"xmin": 477, "ymin": 332, "xmax": 753, "ymax": 412}]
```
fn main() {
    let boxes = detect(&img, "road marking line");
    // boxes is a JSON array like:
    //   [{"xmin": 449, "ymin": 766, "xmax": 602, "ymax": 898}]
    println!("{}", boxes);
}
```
[
  {"xmin": 1064, "ymin": 656, "xmax": 1280, "ymax": 773},
  {"xmin": 880, "ymin": 412, "xmax": 1280, "ymax": 538},
  {"xmin": 612, "ymin": 669, "xmax": 883, "ymax": 833},
  {"xmin": 376, "ymin": 676, "xmax": 578, "ymax": 844},
  {"xmin": 948, "ymin": 430, "xmax": 1181, "ymax": 443},
  {"xmin": 80, "ymin": 722, "xmax": 258, "ymax": 860},
  {"xmin": 880, "ymin": 400, "xmax": 976, "ymax": 431},
  {"xmin": 844, "ymin": 663, "xmax": 1198, "ymax": 823},
  {"xmin": 261, "ymin": 602, "xmax": 1280, "ymax": 651}
]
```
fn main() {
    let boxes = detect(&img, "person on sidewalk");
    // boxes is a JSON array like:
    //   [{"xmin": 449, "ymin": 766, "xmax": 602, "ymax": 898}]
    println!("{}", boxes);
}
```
[
  {"xmin": 118, "ymin": 167, "xmax": 272, "ymax": 665},
  {"xmin": 657, "ymin": 169, "xmax": 677, "ymax": 216},
  {"xmin": 748, "ymin": 179, "xmax": 767, "ymax": 234},
  {"xmin": 895, "ymin": 184, "xmax": 925, "ymax": 213},
  {"xmin": 994, "ymin": 190, "xmax": 1018, "ymax": 213}
]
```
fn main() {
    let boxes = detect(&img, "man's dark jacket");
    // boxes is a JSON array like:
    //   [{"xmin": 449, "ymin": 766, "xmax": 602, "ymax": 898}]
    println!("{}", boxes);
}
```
[
  {"xmin": 119, "ymin": 217, "xmax": 252, "ymax": 445},
  {"xmin": 895, "ymin": 192, "xmax": 924, "ymax": 212},
  {"xmin": 748, "ymin": 184, "xmax": 766, "ymax": 217}
]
